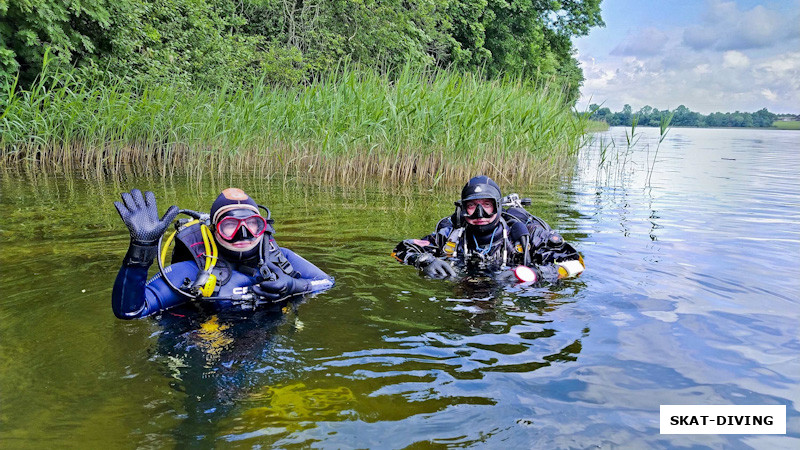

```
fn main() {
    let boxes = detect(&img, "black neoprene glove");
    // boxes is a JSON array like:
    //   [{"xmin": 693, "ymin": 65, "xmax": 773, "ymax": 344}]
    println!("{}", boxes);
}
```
[
  {"xmin": 251, "ymin": 261, "xmax": 312, "ymax": 302},
  {"xmin": 415, "ymin": 254, "xmax": 457, "ymax": 279},
  {"xmin": 114, "ymin": 189, "xmax": 179, "ymax": 267}
]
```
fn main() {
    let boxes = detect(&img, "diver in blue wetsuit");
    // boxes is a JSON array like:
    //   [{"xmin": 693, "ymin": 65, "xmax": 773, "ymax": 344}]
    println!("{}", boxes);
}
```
[{"xmin": 112, "ymin": 188, "xmax": 333, "ymax": 319}]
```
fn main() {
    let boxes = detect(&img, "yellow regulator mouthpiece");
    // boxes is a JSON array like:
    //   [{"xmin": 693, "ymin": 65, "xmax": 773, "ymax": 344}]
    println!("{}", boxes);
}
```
[{"xmin": 200, "ymin": 274, "xmax": 217, "ymax": 297}]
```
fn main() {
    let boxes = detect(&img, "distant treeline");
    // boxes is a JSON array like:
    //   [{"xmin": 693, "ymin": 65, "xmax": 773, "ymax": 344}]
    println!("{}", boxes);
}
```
[
  {"xmin": 1, "ymin": 0, "xmax": 603, "ymax": 103},
  {"xmin": 589, "ymin": 104, "xmax": 783, "ymax": 128}
]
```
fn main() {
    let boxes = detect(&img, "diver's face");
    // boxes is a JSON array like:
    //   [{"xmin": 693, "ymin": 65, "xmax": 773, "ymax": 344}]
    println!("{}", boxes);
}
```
[
  {"xmin": 214, "ymin": 208, "xmax": 266, "ymax": 253},
  {"xmin": 464, "ymin": 198, "xmax": 497, "ymax": 225}
]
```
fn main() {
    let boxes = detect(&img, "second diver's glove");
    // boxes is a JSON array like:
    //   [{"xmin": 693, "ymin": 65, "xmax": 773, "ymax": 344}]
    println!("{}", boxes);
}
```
[
  {"xmin": 114, "ymin": 189, "xmax": 179, "ymax": 267},
  {"xmin": 415, "ymin": 254, "xmax": 457, "ymax": 279},
  {"xmin": 251, "ymin": 261, "xmax": 313, "ymax": 302}
]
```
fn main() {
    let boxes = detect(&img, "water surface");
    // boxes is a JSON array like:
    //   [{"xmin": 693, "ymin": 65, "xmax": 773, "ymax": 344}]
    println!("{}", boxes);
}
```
[{"xmin": 1, "ymin": 127, "xmax": 798, "ymax": 448}]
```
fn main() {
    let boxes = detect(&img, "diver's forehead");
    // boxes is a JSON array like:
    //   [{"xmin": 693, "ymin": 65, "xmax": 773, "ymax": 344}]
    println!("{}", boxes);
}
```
[{"xmin": 220, "ymin": 208, "xmax": 262, "ymax": 219}]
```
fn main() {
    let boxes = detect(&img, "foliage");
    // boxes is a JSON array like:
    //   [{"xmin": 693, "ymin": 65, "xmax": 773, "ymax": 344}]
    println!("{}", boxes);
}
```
[
  {"xmin": 1, "ymin": 0, "xmax": 604, "ymax": 104},
  {"xmin": 0, "ymin": 62, "xmax": 591, "ymax": 183},
  {"xmin": 588, "ymin": 104, "xmax": 780, "ymax": 128},
  {"xmin": 0, "ymin": 0, "xmax": 308, "ymax": 89},
  {"xmin": 0, "ymin": 0, "xmax": 111, "ymax": 86}
]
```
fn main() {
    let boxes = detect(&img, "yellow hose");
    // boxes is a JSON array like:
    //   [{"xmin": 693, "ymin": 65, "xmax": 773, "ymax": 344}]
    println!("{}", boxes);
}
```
[
  {"xmin": 201, "ymin": 224, "xmax": 218, "ymax": 271},
  {"xmin": 160, "ymin": 219, "xmax": 199, "ymax": 267},
  {"xmin": 159, "ymin": 219, "xmax": 219, "ymax": 298}
]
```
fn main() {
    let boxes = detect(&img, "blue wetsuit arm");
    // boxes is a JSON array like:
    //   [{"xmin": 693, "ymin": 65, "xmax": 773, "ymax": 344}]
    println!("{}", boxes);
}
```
[
  {"xmin": 111, "ymin": 261, "xmax": 197, "ymax": 319},
  {"xmin": 112, "ymin": 265, "xmax": 151, "ymax": 319},
  {"xmin": 281, "ymin": 248, "xmax": 334, "ymax": 292}
]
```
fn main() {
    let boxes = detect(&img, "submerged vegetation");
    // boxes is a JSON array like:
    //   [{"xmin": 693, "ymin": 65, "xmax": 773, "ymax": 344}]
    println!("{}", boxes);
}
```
[{"xmin": 0, "ymin": 60, "xmax": 592, "ymax": 185}]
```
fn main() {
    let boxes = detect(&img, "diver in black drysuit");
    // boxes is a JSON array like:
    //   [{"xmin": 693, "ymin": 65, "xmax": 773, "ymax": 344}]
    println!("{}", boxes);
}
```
[
  {"xmin": 392, "ymin": 176, "xmax": 584, "ymax": 284},
  {"xmin": 112, "ymin": 188, "xmax": 333, "ymax": 319}
]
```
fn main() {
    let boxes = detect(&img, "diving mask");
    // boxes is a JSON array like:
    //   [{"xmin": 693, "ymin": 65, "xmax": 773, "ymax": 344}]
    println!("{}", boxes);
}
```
[{"xmin": 215, "ymin": 210, "xmax": 268, "ymax": 241}]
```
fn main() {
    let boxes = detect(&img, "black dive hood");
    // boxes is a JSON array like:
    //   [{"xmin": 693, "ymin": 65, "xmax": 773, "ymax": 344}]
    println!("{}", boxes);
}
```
[
  {"xmin": 460, "ymin": 176, "xmax": 502, "ymax": 235},
  {"xmin": 210, "ymin": 188, "xmax": 266, "ymax": 264}
]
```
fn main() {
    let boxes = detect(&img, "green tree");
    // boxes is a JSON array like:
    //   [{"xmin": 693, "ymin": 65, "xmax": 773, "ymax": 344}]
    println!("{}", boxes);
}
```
[
  {"xmin": 476, "ymin": 0, "xmax": 603, "ymax": 101},
  {"xmin": 1, "ymin": 0, "xmax": 111, "ymax": 84},
  {"xmin": 2, "ymin": 0, "xmax": 605, "ymax": 97},
  {"xmin": 752, "ymin": 108, "xmax": 776, "ymax": 127}
]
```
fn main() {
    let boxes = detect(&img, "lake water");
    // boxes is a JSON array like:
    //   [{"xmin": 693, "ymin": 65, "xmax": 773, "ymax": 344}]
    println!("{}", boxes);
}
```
[{"xmin": 1, "ymin": 127, "xmax": 798, "ymax": 448}]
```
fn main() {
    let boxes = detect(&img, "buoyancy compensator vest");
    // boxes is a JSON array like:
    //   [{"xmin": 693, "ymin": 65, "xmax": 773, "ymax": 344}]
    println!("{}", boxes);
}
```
[
  {"xmin": 438, "ymin": 193, "xmax": 583, "ymax": 272},
  {"xmin": 160, "ymin": 208, "xmax": 298, "ymax": 303}
]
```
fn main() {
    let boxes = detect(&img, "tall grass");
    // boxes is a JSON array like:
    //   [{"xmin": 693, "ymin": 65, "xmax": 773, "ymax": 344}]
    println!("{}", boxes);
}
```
[{"xmin": 1, "ymin": 59, "xmax": 591, "ymax": 185}]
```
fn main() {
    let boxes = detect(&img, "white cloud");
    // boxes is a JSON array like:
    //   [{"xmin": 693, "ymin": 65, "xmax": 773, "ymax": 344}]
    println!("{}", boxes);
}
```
[
  {"xmin": 693, "ymin": 64, "xmax": 711, "ymax": 75},
  {"xmin": 761, "ymin": 89, "xmax": 777, "ymax": 101},
  {"xmin": 757, "ymin": 52, "xmax": 800, "ymax": 76},
  {"xmin": 611, "ymin": 28, "xmax": 671, "ymax": 57},
  {"xmin": 682, "ymin": 0, "xmax": 795, "ymax": 50},
  {"xmin": 722, "ymin": 51, "xmax": 750, "ymax": 68},
  {"xmin": 576, "ymin": 1, "xmax": 800, "ymax": 114},
  {"xmin": 577, "ymin": 46, "xmax": 800, "ymax": 113}
]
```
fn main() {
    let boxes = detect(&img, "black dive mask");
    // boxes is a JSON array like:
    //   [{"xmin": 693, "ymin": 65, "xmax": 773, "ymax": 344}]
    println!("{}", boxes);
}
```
[{"xmin": 464, "ymin": 202, "xmax": 494, "ymax": 220}]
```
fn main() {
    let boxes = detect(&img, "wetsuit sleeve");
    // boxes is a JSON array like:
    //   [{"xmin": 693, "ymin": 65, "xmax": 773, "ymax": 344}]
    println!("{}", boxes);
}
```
[
  {"xmin": 111, "ymin": 260, "xmax": 196, "ymax": 319},
  {"xmin": 391, "ymin": 231, "xmax": 444, "ymax": 266},
  {"xmin": 280, "ymin": 248, "xmax": 334, "ymax": 293}
]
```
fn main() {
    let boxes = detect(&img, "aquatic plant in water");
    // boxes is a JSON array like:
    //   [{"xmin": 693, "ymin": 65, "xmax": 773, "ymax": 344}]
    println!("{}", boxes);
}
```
[{"xmin": 0, "ymin": 59, "xmax": 591, "ymax": 186}]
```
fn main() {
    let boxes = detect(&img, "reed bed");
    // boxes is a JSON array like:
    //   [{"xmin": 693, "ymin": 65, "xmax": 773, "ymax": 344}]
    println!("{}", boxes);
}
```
[{"xmin": 1, "ymin": 64, "xmax": 591, "ymax": 186}]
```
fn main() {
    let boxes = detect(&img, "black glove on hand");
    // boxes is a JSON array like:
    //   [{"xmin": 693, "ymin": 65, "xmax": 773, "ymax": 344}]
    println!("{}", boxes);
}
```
[
  {"xmin": 415, "ymin": 254, "xmax": 457, "ymax": 279},
  {"xmin": 114, "ymin": 189, "xmax": 179, "ymax": 245},
  {"xmin": 251, "ymin": 261, "xmax": 311, "ymax": 302},
  {"xmin": 114, "ymin": 189, "xmax": 178, "ymax": 267}
]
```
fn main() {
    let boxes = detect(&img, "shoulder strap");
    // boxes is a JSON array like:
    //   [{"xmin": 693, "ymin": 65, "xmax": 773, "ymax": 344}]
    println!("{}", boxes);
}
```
[
  {"xmin": 261, "ymin": 238, "xmax": 297, "ymax": 277},
  {"xmin": 173, "ymin": 222, "xmax": 207, "ymax": 268}
]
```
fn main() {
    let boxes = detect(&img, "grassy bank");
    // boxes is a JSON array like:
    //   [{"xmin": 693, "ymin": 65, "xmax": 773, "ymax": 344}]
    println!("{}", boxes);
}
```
[
  {"xmin": 1, "ymin": 64, "xmax": 591, "ymax": 185},
  {"xmin": 772, "ymin": 121, "xmax": 800, "ymax": 130},
  {"xmin": 584, "ymin": 120, "xmax": 610, "ymax": 132}
]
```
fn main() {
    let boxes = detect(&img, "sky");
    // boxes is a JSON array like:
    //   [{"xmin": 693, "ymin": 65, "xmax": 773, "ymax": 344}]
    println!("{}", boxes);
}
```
[{"xmin": 574, "ymin": 0, "xmax": 800, "ymax": 114}]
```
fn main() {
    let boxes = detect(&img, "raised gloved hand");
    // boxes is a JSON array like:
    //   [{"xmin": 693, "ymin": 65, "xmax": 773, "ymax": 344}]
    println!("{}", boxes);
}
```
[
  {"xmin": 114, "ymin": 189, "xmax": 178, "ymax": 267},
  {"xmin": 251, "ymin": 261, "xmax": 312, "ymax": 302},
  {"xmin": 415, "ymin": 254, "xmax": 457, "ymax": 279},
  {"xmin": 114, "ymin": 189, "xmax": 179, "ymax": 246}
]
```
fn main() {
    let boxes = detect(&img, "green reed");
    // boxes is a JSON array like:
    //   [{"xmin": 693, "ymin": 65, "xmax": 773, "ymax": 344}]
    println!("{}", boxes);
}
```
[{"xmin": 1, "ymin": 60, "xmax": 591, "ymax": 185}]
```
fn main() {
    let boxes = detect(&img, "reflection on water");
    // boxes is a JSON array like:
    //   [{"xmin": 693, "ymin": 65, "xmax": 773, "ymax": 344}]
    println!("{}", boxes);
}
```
[{"xmin": 1, "ymin": 127, "xmax": 799, "ymax": 447}]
